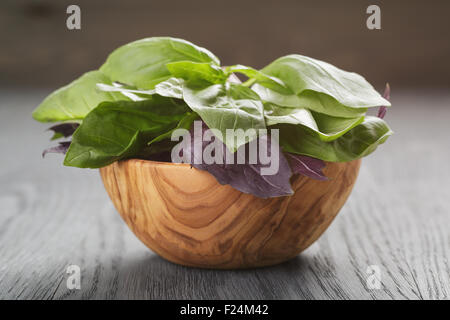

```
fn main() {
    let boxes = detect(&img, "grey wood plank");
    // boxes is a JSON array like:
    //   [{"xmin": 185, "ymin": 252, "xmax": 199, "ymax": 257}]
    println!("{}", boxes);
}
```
[{"xmin": 0, "ymin": 89, "xmax": 449, "ymax": 299}]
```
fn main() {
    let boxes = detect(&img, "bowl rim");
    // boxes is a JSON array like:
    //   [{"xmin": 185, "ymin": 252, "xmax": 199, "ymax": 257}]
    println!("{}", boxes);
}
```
[{"xmin": 116, "ymin": 158, "xmax": 192, "ymax": 168}]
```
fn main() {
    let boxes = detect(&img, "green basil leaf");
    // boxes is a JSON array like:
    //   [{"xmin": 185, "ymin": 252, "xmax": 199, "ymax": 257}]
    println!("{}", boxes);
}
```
[
  {"xmin": 97, "ymin": 77, "xmax": 185, "ymax": 100},
  {"xmin": 274, "ymin": 116, "xmax": 393, "ymax": 162},
  {"xmin": 32, "ymin": 71, "xmax": 127, "ymax": 122},
  {"xmin": 138, "ymin": 111, "xmax": 199, "ymax": 159},
  {"xmin": 182, "ymin": 82, "xmax": 266, "ymax": 151},
  {"xmin": 148, "ymin": 112, "xmax": 199, "ymax": 145},
  {"xmin": 264, "ymin": 104, "xmax": 317, "ymax": 127},
  {"xmin": 311, "ymin": 112, "xmax": 365, "ymax": 141},
  {"xmin": 264, "ymin": 103, "xmax": 364, "ymax": 141},
  {"xmin": 64, "ymin": 96, "xmax": 190, "ymax": 168},
  {"xmin": 166, "ymin": 61, "xmax": 227, "ymax": 85},
  {"xmin": 261, "ymin": 54, "xmax": 390, "ymax": 108},
  {"xmin": 141, "ymin": 139, "xmax": 177, "ymax": 156},
  {"xmin": 100, "ymin": 37, "xmax": 220, "ymax": 89},
  {"xmin": 225, "ymin": 64, "xmax": 288, "ymax": 92},
  {"xmin": 153, "ymin": 77, "xmax": 184, "ymax": 99},
  {"xmin": 96, "ymin": 83, "xmax": 150, "ymax": 101},
  {"xmin": 253, "ymin": 84, "xmax": 367, "ymax": 118}
]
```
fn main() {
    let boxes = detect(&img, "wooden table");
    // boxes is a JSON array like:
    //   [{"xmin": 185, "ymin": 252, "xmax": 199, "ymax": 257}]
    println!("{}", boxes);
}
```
[{"xmin": 0, "ymin": 89, "xmax": 449, "ymax": 299}]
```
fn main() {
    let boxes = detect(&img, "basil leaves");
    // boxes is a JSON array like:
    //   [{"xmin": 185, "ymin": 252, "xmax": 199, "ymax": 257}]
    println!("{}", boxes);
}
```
[
  {"xmin": 33, "ymin": 37, "xmax": 219, "ymax": 122},
  {"xmin": 275, "ymin": 116, "xmax": 393, "ymax": 162},
  {"xmin": 34, "ymin": 37, "xmax": 393, "ymax": 198},
  {"xmin": 65, "ymin": 97, "xmax": 191, "ymax": 168},
  {"xmin": 99, "ymin": 37, "xmax": 220, "ymax": 89},
  {"xmin": 32, "ymin": 71, "xmax": 128, "ymax": 122},
  {"xmin": 260, "ymin": 54, "xmax": 390, "ymax": 108}
]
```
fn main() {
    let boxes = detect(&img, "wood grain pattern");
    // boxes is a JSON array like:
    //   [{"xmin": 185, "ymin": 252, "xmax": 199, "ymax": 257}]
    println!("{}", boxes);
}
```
[
  {"xmin": 100, "ymin": 159, "xmax": 361, "ymax": 269},
  {"xmin": 1, "ymin": 90, "xmax": 449, "ymax": 299}
]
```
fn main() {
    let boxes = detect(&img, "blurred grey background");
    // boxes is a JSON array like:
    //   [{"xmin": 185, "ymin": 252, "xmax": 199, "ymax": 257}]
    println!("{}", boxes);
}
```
[{"xmin": 1, "ymin": 0, "xmax": 450, "ymax": 90}]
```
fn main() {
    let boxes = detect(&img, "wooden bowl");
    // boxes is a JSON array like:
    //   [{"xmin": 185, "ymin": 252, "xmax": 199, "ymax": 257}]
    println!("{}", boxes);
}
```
[{"xmin": 100, "ymin": 159, "xmax": 361, "ymax": 269}]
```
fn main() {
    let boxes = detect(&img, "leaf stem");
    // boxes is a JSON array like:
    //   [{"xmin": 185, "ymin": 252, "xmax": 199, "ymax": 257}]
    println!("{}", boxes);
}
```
[{"xmin": 242, "ymin": 78, "xmax": 257, "ymax": 87}]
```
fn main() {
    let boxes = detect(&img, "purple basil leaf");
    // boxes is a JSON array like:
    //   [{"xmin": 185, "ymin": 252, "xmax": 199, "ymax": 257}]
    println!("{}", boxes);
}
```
[
  {"xmin": 47, "ymin": 123, "xmax": 80, "ymax": 140},
  {"xmin": 42, "ymin": 141, "xmax": 71, "ymax": 158},
  {"xmin": 286, "ymin": 153, "xmax": 328, "ymax": 181},
  {"xmin": 183, "ymin": 122, "xmax": 293, "ymax": 198},
  {"xmin": 377, "ymin": 83, "xmax": 390, "ymax": 119}
]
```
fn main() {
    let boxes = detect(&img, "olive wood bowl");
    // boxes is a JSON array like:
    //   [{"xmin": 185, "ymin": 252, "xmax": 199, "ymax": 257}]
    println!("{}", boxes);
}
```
[{"xmin": 100, "ymin": 159, "xmax": 361, "ymax": 269}]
